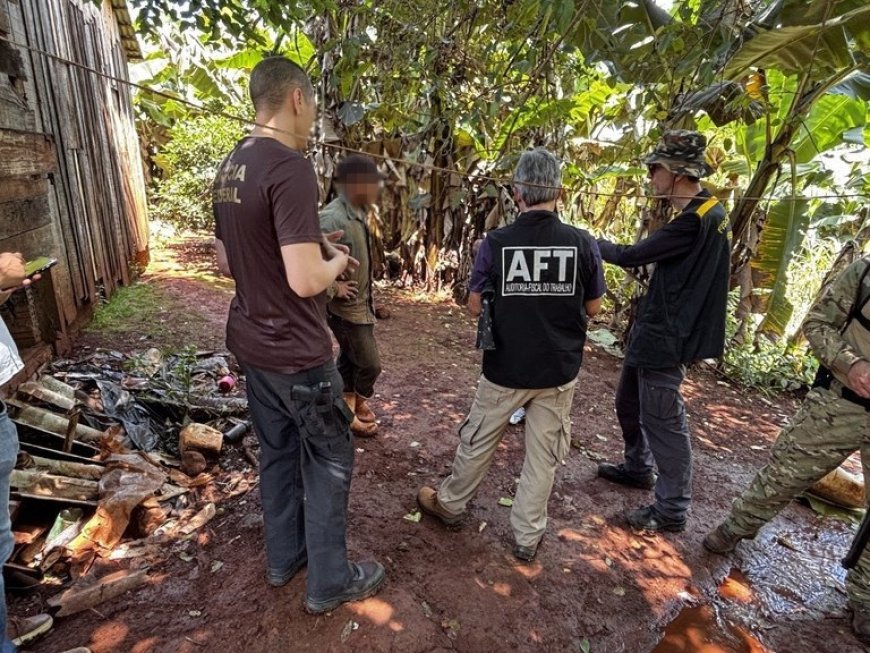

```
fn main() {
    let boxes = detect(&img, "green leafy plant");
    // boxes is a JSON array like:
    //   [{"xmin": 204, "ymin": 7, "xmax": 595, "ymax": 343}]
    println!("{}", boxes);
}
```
[{"xmin": 148, "ymin": 114, "xmax": 246, "ymax": 231}]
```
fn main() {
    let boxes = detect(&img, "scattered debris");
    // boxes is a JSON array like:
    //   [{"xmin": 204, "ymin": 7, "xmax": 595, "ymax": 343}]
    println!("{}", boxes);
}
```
[
  {"xmin": 340, "ymin": 619, "xmax": 359, "ymax": 643},
  {"xmin": 403, "ymin": 510, "xmax": 422, "ymax": 523},
  {"xmin": 46, "ymin": 568, "xmax": 150, "ymax": 617},
  {"xmin": 180, "ymin": 423, "xmax": 223, "ymax": 458},
  {"xmin": 586, "ymin": 329, "xmax": 623, "ymax": 358},
  {"xmin": 4, "ymin": 347, "xmax": 253, "ymax": 613},
  {"xmin": 498, "ymin": 497, "xmax": 514, "ymax": 507}
]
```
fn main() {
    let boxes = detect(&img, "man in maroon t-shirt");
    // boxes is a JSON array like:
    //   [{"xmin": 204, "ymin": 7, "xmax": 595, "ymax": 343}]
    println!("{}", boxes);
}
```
[{"xmin": 213, "ymin": 56, "xmax": 384, "ymax": 613}]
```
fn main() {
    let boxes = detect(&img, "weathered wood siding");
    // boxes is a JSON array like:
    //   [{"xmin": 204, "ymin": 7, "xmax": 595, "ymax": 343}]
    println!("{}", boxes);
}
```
[{"xmin": 0, "ymin": 0, "xmax": 147, "ymax": 352}]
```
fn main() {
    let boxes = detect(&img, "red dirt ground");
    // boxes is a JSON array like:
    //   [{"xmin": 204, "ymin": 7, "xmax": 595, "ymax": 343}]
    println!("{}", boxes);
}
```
[{"xmin": 16, "ymin": 237, "xmax": 868, "ymax": 653}]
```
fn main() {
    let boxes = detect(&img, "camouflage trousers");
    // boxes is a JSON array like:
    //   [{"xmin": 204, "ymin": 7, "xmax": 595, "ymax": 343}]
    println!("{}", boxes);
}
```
[{"xmin": 725, "ymin": 382, "xmax": 870, "ymax": 605}]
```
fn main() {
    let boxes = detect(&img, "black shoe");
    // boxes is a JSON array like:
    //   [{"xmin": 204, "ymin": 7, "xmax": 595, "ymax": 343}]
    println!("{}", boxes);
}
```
[
  {"xmin": 626, "ymin": 505, "xmax": 686, "ymax": 532},
  {"xmin": 305, "ymin": 561, "xmax": 386, "ymax": 614},
  {"xmin": 597, "ymin": 462, "xmax": 656, "ymax": 490},
  {"xmin": 267, "ymin": 555, "xmax": 308, "ymax": 587},
  {"xmin": 850, "ymin": 602, "xmax": 870, "ymax": 645},
  {"xmin": 513, "ymin": 544, "xmax": 537, "ymax": 562}
]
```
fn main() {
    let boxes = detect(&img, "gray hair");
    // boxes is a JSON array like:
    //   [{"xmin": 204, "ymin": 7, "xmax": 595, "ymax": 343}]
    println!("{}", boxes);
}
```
[
  {"xmin": 249, "ymin": 56, "xmax": 314, "ymax": 114},
  {"xmin": 513, "ymin": 147, "xmax": 561, "ymax": 207}
]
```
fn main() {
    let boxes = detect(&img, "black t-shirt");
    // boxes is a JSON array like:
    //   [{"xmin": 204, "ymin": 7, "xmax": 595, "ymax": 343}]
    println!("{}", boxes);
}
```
[{"xmin": 213, "ymin": 136, "xmax": 333, "ymax": 373}]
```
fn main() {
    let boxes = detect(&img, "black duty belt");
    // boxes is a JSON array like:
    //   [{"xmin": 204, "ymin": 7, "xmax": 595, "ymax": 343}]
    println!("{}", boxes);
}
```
[{"xmin": 813, "ymin": 365, "xmax": 870, "ymax": 411}]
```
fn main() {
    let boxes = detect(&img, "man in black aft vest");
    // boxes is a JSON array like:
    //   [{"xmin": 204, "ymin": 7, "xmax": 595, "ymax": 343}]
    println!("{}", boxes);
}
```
[
  {"xmin": 596, "ymin": 130, "xmax": 731, "ymax": 532},
  {"xmin": 416, "ymin": 147, "xmax": 606, "ymax": 562}
]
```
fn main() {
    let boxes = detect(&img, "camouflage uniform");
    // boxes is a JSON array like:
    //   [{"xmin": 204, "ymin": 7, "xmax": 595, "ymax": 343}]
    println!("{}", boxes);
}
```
[{"xmin": 722, "ymin": 255, "xmax": 870, "ymax": 604}]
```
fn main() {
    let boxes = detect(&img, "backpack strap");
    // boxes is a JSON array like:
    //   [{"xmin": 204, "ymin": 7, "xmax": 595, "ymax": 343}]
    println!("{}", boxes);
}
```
[{"xmin": 849, "ymin": 260, "xmax": 870, "ymax": 330}]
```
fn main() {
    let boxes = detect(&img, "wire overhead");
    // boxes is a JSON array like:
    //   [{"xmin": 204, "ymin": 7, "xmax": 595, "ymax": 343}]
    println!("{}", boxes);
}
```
[{"xmin": 1, "ymin": 34, "xmax": 866, "ymax": 203}]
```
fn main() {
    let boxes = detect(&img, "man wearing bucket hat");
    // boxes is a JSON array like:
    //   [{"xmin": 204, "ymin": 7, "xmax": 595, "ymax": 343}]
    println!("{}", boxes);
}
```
[{"xmin": 595, "ymin": 130, "xmax": 731, "ymax": 532}]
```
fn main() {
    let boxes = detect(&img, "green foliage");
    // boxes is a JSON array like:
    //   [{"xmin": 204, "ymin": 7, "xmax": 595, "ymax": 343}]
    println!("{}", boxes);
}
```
[
  {"xmin": 90, "ymin": 283, "xmax": 164, "ymax": 332},
  {"xmin": 753, "ymin": 198, "xmax": 811, "ymax": 338},
  {"xmin": 723, "ymin": 337, "xmax": 818, "ymax": 393},
  {"xmin": 148, "ymin": 114, "xmax": 246, "ymax": 231},
  {"xmin": 127, "ymin": 0, "xmax": 869, "ymax": 393},
  {"xmin": 724, "ymin": 4, "xmax": 870, "ymax": 80},
  {"xmin": 722, "ymin": 289, "xmax": 818, "ymax": 392}
]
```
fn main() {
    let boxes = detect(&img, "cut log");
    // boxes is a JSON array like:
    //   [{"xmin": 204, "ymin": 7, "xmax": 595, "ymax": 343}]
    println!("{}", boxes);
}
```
[
  {"xmin": 808, "ymin": 467, "xmax": 865, "ymax": 509},
  {"xmin": 26, "ymin": 455, "xmax": 103, "ymax": 480},
  {"xmin": 181, "ymin": 450, "xmax": 207, "ymax": 477},
  {"xmin": 19, "ymin": 441, "xmax": 102, "ymax": 465},
  {"xmin": 46, "ymin": 568, "xmax": 149, "ymax": 617},
  {"xmin": 37, "ymin": 376, "xmax": 77, "ymax": 400},
  {"xmin": 13, "ymin": 524, "xmax": 47, "ymax": 546},
  {"xmin": 9, "ymin": 403, "xmax": 103, "ymax": 443},
  {"xmin": 64, "ymin": 410, "xmax": 80, "ymax": 453},
  {"xmin": 10, "ymin": 469, "xmax": 99, "ymax": 502},
  {"xmin": 180, "ymin": 502, "xmax": 216, "ymax": 535},
  {"xmin": 17, "ymin": 382, "xmax": 76, "ymax": 411},
  {"xmin": 179, "ymin": 423, "xmax": 222, "ymax": 457}
]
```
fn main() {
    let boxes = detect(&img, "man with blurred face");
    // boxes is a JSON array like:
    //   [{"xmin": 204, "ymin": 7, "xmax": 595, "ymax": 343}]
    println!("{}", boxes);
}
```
[
  {"xmin": 213, "ymin": 56, "xmax": 384, "ymax": 613},
  {"xmin": 596, "ymin": 130, "xmax": 731, "ymax": 533},
  {"xmin": 320, "ymin": 155, "xmax": 384, "ymax": 437}
]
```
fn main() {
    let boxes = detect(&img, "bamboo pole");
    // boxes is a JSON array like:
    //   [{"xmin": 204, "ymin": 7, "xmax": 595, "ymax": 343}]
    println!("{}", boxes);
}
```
[{"xmin": 10, "ymin": 469, "xmax": 100, "ymax": 502}]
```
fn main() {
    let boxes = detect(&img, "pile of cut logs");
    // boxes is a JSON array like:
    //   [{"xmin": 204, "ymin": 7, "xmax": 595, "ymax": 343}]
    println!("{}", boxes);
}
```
[{"xmin": 3, "ymin": 351, "xmax": 249, "ymax": 616}]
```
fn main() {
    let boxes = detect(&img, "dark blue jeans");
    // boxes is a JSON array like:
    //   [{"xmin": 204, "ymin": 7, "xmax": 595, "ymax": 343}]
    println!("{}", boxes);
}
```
[
  {"xmin": 616, "ymin": 365, "xmax": 692, "ymax": 520},
  {"xmin": 242, "ymin": 361, "xmax": 356, "ymax": 600},
  {"xmin": 0, "ymin": 404, "xmax": 20, "ymax": 652}
]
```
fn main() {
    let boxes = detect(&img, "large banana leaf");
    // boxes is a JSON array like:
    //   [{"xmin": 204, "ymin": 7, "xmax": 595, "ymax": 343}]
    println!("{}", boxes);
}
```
[
  {"xmin": 736, "ymin": 71, "xmax": 865, "ymax": 165},
  {"xmin": 791, "ymin": 94, "xmax": 866, "ymax": 163},
  {"xmin": 725, "ymin": 5, "xmax": 870, "ymax": 80},
  {"xmin": 754, "ymin": 198, "xmax": 811, "ymax": 337}
]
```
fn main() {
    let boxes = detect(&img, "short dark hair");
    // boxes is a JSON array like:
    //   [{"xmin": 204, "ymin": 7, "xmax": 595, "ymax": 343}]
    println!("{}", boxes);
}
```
[
  {"xmin": 249, "ymin": 56, "xmax": 314, "ymax": 113},
  {"xmin": 335, "ymin": 154, "xmax": 381, "ymax": 182}
]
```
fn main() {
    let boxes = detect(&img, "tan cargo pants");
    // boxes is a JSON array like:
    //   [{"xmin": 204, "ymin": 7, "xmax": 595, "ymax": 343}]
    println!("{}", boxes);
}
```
[{"xmin": 437, "ymin": 374, "xmax": 577, "ymax": 548}]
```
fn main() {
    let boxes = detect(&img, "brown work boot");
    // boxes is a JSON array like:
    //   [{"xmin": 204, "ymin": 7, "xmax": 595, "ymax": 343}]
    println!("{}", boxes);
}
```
[
  {"xmin": 8, "ymin": 613, "xmax": 53, "ymax": 646},
  {"xmin": 417, "ymin": 486, "xmax": 464, "ymax": 525},
  {"xmin": 355, "ymin": 394, "xmax": 377, "ymax": 423},
  {"xmin": 343, "ymin": 393, "xmax": 377, "ymax": 436},
  {"xmin": 702, "ymin": 521, "xmax": 749, "ymax": 554},
  {"xmin": 351, "ymin": 416, "xmax": 378, "ymax": 437},
  {"xmin": 851, "ymin": 602, "xmax": 870, "ymax": 645}
]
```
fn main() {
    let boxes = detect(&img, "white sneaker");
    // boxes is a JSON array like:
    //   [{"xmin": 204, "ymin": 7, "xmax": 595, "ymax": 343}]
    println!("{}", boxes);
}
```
[{"xmin": 509, "ymin": 407, "xmax": 526, "ymax": 425}]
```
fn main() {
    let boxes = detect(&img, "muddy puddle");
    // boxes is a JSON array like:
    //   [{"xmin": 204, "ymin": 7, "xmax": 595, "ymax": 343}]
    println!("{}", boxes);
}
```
[
  {"xmin": 737, "ymin": 527, "xmax": 849, "ymax": 618},
  {"xmin": 653, "ymin": 570, "xmax": 770, "ymax": 653},
  {"xmin": 655, "ymin": 521, "xmax": 855, "ymax": 652}
]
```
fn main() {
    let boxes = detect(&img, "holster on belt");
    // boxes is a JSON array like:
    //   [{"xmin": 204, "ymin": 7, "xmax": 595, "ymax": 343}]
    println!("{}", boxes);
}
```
[{"xmin": 290, "ymin": 381, "xmax": 333, "ymax": 414}]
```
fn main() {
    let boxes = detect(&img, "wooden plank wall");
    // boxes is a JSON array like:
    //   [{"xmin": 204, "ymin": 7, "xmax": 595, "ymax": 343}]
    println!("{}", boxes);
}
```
[{"xmin": 0, "ymin": 0, "xmax": 148, "ymax": 353}]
